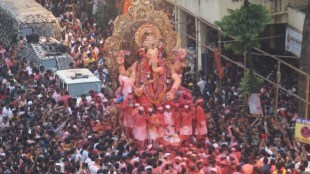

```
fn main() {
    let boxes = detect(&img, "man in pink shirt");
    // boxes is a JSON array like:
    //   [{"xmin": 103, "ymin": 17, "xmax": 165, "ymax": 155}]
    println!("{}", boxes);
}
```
[
  {"xmin": 146, "ymin": 107, "xmax": 159, "ymax": 148},
  {"xmin": 173, "ymin": 103, "xmax": 182, "ymax": 134},
  {"xmin": 163, "ymin": 105, "xmax": 175, "ymax": 136},
  {"xmin": 156, "ymin": 106, "xmax": 165, "ymax": 139},
  {"xmin": 195, "ymin": 98, "xmax": 207, "ymax": 141},
  {"xmin": 132, "ymin": 106, "xmax": 147, "ymax": 150},
  {"xmin": 121, "ymin": 93, "xmax": 136, "ymax": 138},
  {"xmin": 180, "ymin": 105, "xmax": 193, "ymax": 141}
]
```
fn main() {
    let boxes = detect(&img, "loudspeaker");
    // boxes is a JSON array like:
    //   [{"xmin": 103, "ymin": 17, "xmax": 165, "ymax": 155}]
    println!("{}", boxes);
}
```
[{"xmin": 26, "ymin": 34, "xmax": 39, "ymax": 43}]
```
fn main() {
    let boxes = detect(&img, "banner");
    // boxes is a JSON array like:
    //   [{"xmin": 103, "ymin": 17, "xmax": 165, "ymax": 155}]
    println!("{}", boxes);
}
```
[
  {"xmin": 295, "ymin": 118, "xmax": 310, "ymax": 144},
  {"xmin": 285, "ymin": 26, "xmax": 302, "ymax": 57},
  {"xmin": 248, "ymin": 93, "xmax": 262, "ymax": 115},
  {"xmin": 214, "ymin": 48, "xmax": 223, "ymax": 79}
]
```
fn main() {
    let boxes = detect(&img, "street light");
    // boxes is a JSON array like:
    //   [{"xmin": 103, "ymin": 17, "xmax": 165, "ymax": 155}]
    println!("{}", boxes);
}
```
[{"xmin": 218, "ymin": 27, "xmax": 222, "ymax": 91}]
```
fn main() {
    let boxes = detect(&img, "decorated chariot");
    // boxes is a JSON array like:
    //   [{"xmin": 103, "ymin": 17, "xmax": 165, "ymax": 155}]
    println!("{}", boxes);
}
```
[{"xmin": 104, "ymin": 0, "xmax": 193, "ymax": 146}]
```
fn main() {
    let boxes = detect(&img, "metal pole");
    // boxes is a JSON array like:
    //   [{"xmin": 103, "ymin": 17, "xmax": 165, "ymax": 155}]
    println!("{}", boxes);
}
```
[
  {"xmin": 218, "ymin": 28, "xmax": 222, "ymax": 91},
  {"xmin": 275, "ymin": 60, "xmax": 281, "ymax": 118},
  {"xmin": 196, "ymin": 17, "xmax": 199, "ymax": 81},
  {"xmin": 306, "ymin": 77, "xmax": 309, "ymax": 119}
]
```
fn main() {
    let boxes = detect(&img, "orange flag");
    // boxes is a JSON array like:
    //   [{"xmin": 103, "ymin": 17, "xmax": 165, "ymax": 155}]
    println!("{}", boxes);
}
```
[
  {"xmin": 123, "ymin": 0, "xmax": 131, "ymax": 14},
  {"xmin": 214, "ymin": 48, "xmax": 223, "ymax": 79}
]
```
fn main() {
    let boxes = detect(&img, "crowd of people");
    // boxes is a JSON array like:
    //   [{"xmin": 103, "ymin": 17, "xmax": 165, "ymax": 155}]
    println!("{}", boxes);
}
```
[{"xmin": 0, "ymin": 0, "xmax": 309, "ymax": 174}]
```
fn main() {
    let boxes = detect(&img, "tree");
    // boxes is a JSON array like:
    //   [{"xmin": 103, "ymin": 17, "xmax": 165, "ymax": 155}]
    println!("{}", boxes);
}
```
[
  {"xmin": 216, "ymin": 0, "xmax": 270, "ymax": 95},
  {"xmin": 298, "ymin": 4, "xmax": 310, "ymax": 117},
  {"xmin": 96, "ymin": 1, "xmax": 119, "ymax": 30}
]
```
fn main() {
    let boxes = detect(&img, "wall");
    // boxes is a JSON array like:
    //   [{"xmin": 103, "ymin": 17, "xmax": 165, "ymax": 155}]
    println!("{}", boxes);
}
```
[
  {"xmin": 165, "ymin": 0, "xmax": 308, "ymax": 25},
  {"xmin": 288, "ymin": 7, "xmax": 306, "ymax": 32},
  {"xmin": 200, "ymin": 0, "xmax": 220, "ymax": 24},
  {"xmin": 176, "ymin": 0, "xmax": 200, "ymax": 16}
]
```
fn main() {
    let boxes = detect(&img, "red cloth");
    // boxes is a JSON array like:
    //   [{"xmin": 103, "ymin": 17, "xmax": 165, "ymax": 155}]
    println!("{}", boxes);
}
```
[
  {"xmin": 147, "ymin": 113, "xmax": 159, "ymax": 140},
  {"xmin": 195, "ymin": 105, "xmax": 206, "ymax": 122},
  {"xmin": 123, "ymin": 0, "xmax": 131, "ymax": 14},
  {"xmin": 157, "ymin": 112, "xmax": 165, "ymax": 138},
  {"xmin": 173, "ymin": 109, "xmax": 182, "ymax": 133},
  {"xmin": 136, "ymin": 95, "xmax": 152, "ymax": 110},
  {"xmin": 133, "ymin": 111, "xmax": 147, "ymax": 141},
  {"xmin": 181, "ymin": 110, "xmax": 192, "ymax": 127},
  {"xmin": 195, "ymin": 105, "xmax": 208, "ymax": 135},
  {"xmin": 133, "ymin": 112, "xmax": 147, "ymax": 127},
  {"xmin": 180, "ymin": 110, "xmax": 193, "ymax": 136},
  {"xmin": 121, "ymin": 99, "xmax": 136, "ymax": 128}
]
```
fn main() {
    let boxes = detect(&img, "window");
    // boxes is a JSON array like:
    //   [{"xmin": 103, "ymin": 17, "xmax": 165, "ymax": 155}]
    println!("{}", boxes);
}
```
[
  {"xmin": 68, "ymin": 82, "xmax": 101, "ymax": 97},
  {"xmin": 60, "ymin": 79, "xmax": 64, "ymax": 89},
  {"xmin": 41, "ymin": 59, "xmax": 57, "ymax": 70}
]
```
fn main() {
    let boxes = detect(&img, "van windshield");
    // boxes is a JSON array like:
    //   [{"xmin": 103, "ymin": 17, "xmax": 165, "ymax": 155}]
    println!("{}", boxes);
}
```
[
  {"xmin": 68, "ymin": 82, "xmax": 101, "ymax": 97},
  {"xmin": 41, "ymin": 59, "xmax": 57, "ymax": 70}
]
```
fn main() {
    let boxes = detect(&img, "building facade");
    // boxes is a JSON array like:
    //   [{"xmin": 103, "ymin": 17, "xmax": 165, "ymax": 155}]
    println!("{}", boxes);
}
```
[{"xmin": 160, "ymin": 0, "xmax": 308, "ymax": 72}]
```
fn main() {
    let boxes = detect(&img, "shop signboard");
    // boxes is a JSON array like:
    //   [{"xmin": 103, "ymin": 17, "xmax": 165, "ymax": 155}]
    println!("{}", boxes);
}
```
[
  {"xmin": 295, "ymin": 117, "xmax": 310, "ymax": 144},
  {"xmin": 285, "ymin": 26, "xmax": 302, "ymax": 57}
]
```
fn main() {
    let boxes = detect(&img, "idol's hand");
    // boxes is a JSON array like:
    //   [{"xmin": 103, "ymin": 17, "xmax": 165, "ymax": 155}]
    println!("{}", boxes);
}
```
[
  {"xmin": 177, "ymin": 48, "xmax": 187, "ymax": 59},
  {"xmin": 134, "ymin": 87, "xmax": 144, "ymax": 96},
  {"xmin": 116, "ymin": 54, "xmax": 125, "ymax": 65},
  {"xmin": 166, "ymin": 88, "xmax": 177, "ymax": 100},
  {"xmin": 166, "ymin": 91, "xmax": 174, "ymax": 100}
]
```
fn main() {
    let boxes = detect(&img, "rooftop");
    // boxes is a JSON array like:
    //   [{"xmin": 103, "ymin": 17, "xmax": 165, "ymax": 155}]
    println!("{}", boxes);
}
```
[
  {"xmin": 0, "ymin": 0, "xmax": 58, "ymax": 23},
  {"xmin": 55, "ymin": 68, "xmax": 100, "ymax": 84}
]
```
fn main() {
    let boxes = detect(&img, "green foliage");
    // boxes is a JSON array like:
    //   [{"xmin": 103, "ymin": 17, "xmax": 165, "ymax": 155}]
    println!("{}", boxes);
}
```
[
  {"xmin": 96, "ymin": 2, "xmax": 119, "ymax": 29},
  {"xmin": 240, "ymin": 70, "xmax": 263, "ymax": 97},
  {"xmin": 215, "ymin": 3, "xmax": 270, "ymax": 55}
]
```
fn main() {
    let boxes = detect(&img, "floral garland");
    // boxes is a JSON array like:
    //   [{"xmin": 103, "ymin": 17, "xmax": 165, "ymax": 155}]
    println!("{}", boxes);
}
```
[{"xmin": 135, "ymin": 59, "xmax": 172, "ymax": 104}]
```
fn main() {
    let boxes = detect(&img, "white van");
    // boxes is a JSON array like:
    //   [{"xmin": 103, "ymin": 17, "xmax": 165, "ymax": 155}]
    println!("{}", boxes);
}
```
[{"xmin": 55, "ymin": 69, "xmax": 101, "ymax": 99}]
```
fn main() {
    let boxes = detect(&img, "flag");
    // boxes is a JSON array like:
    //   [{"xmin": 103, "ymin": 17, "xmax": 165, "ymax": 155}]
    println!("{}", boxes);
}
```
[
  {"xmin": 123, "ymin": 0, "xmax": 131, "ymax": 14},
  {"xmin": 214, "ymin": 48, "xmax": 223, "ymax": 79}
]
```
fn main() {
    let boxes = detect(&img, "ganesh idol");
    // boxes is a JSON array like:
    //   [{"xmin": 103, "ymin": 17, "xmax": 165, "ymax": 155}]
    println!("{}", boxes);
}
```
[{"xmin": 115, "ymin": 30, "xmax": 186, "ymax": 108}]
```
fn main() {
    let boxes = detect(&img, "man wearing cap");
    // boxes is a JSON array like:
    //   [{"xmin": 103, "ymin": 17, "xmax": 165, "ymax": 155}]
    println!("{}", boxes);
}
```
[
  {"xmin": 163, "ymin": 105, "xmax": 175, "ymax": 136},
  {"xmin": 195, "ymin": 98, "xmax": 207, "ymax": 140},
  {"xmin": 156, "ymin": 106, "xmax": 165, "ymax": 138},
  {"xmin": 162, "ymin": 153, "xmax": 172, "ymax": 171},
  {"xmin": 173, "ymin": 103, "xmax": 181, "ymax": 134},
  {"xmin": 173, "ymin": 156, "xmax": 183, "ymax": 173},
  {"xmin": 180, "ymin": 104, "xmax": 193, "ymax": 141},
  {"xmin": 132, "ymin": 106, "xmax": 147, "ymax": 150},
  {"xmin": 121, "ymin": 93, "xmax": 136, "ymax": 138},
  {"xmin": 146, "ymin": 107, "xmax": 159, "ymax": 148}
]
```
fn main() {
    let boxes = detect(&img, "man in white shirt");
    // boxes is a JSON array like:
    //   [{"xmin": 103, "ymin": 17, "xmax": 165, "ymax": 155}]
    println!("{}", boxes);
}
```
[
  {"xmin": 52, "ymin": 88, "xmax": 61, "ymax": 102},
  {"xmin": 2, "ymin": 103, "xmax": 12, "ymax": 118},
  {"xmin": 197, "ymin": 78, "xmax": 206, "ymax": 95},
  {"xmin": 0, "ymin": 117, "xmax": 10, "ymax": 130},
  {"xmin": 26, "ymin": 62, "xmax": 34, "ymax": 75},
  {"xmin": 88, "ymin": 159, "xmax": 101, "ymax": 174}
]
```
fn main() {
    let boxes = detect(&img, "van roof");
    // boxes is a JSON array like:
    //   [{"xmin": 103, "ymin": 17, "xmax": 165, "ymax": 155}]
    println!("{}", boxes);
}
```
[
  {"xmin": 0, "ymin": 0, "xmax": 58, "ymax": 23},
  {"xmin": 55, "ymin": 68, "xmax": 100, "ymax": 84}
]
